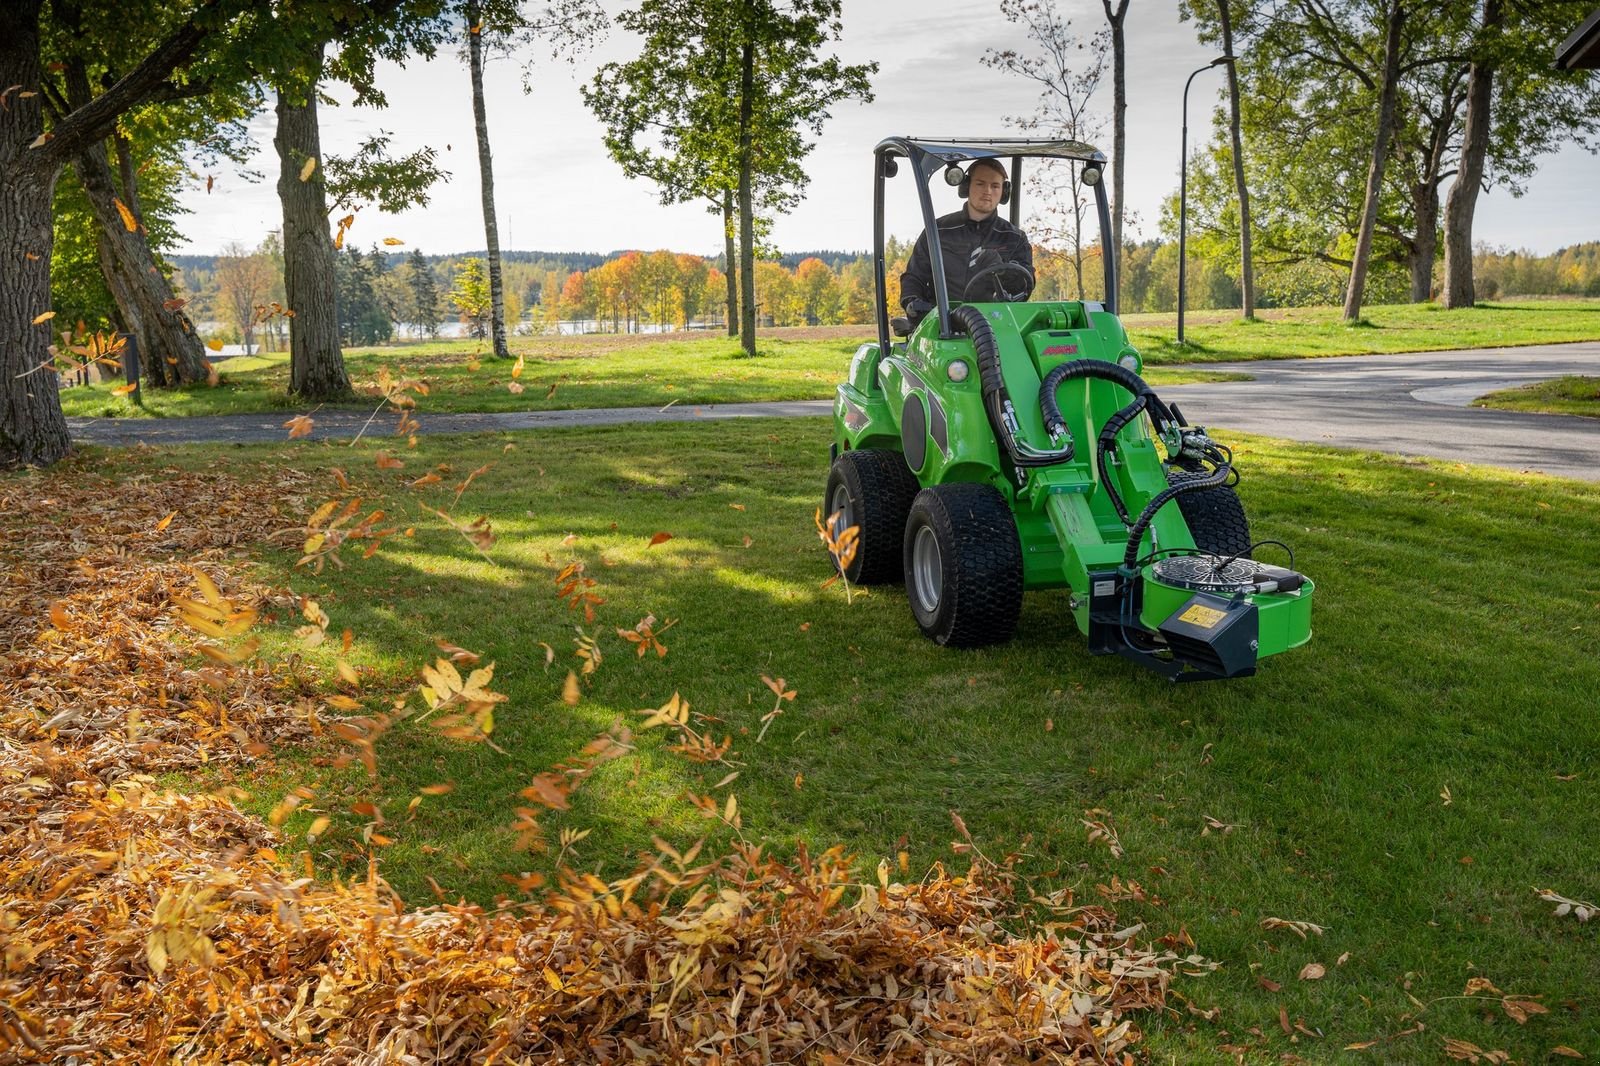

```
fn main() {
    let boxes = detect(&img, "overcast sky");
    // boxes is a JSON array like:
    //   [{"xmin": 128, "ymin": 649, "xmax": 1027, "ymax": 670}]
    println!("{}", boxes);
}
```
[{"xmin": 176, "ymin": 0, "xmax": 1599, "ymax": 259}]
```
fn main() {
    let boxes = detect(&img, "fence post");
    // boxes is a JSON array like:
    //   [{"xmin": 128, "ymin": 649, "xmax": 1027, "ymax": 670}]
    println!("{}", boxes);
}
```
[{"xmin": 121, "ymin": 332, "xmax": 143, "ymax": 407}]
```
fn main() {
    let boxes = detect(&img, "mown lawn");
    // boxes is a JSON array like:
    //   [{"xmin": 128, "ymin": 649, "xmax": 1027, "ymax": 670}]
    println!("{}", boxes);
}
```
[
  {"xmin": 57, "ymin": 298, "xmax": 1600, "ymax": 421},
  {"xmin": 1475, "ymin": 375, "xmax": 1600, "ymax": 419},
  {"xmin": 69, "ymin": 415, "xmax": 1600, "ymax": 1063}
]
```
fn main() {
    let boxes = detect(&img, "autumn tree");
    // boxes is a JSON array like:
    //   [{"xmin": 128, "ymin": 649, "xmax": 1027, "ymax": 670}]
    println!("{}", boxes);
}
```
[
  {"xmin": 215, "ymin": 243, "xmax": 277, "ymax": 353},
  {"xmin": 450, "ymin": 258, "xmax": 493, "ymax": 339}
]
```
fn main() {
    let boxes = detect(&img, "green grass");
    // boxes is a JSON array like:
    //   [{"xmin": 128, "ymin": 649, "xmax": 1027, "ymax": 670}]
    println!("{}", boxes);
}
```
[
  {"xmin": 1475, "ymin": 375, "xmax": 1600, "ymax": 419},
  {"xmin": 58, "ymin": 299, "xmax": 1600, "ymax": 421},
  {"xmin": 1126, "ymin": 297, "xmax": 1600, "ymax": 363},
  {"xmin": 55, "ymin": 418, "xmax": 1600, "ymax": 1063}
]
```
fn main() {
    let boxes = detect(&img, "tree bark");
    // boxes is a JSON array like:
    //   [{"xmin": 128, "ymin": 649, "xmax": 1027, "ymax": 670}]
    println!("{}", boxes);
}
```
[
  {"xmin": 1342, "ymin": 1, "xmax": 1405, "ymax": 324},
  {"xmin": 73, "ymin": 139, "xmax": 209, "ymax": 384},
  {"xmin": 1101, "ymin": 0, "xmax": 1128, "ymax": 282},
  {"xmin": 722, "ymin": 190, "xmax": 738, "ymax": 338},
  {"xmin": 1443, "ymin": 0, "xmax": 1501, "ymax": 309},
  {"xmin": 737, "ymin": 38, "xmax": 756, "ymax": 357},
  {"xmin": 0, "ymin": 0, "xmax": 71, "ymax": 465},
  {"xmin": 1218, "ymin": 0, "xmax": 1256, "ymax": 319},
  {"xmin": 1409, "ymin": 181, "xmax": 1439, "ymax": 302},
  {"xmin": 274, "ymin": 72, "xmax": 351, "ymax": 400},
  {"xmin": 466, "ymin": 2, "xmax": 511, "ymax": 357},
  {"xmin": 92, "ymin": 223, "xmax": 162, "ymax": 385}
]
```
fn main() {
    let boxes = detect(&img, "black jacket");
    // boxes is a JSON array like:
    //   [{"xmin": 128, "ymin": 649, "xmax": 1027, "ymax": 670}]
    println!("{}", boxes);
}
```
[{"xmin": 900, "ymin": 209, "xmax": 1033, "ymax": 313}]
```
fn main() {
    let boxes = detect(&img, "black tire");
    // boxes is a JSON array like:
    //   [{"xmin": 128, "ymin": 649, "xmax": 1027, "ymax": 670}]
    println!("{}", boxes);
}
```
[
  {"xmin": 1166, "ymin": 469, "xmax": 1252, "ymax": 557},
  {"xmin": 902, "ymin": 483, "xmax": 1023, "ymax": 648},
  {"xmin": 824, "ymin": 449, "xmax": 921, "ymax": 585}
]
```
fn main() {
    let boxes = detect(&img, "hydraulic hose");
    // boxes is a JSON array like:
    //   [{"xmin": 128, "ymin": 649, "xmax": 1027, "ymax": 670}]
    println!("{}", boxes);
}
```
[
  {"xmin": 1038, "ymin": 359, "xmax": 1174, "ymax": 440},
  {"xmin": 1120, "ymin": 460, "xmax": 1233, "ymax": 572},
  {"xmin": 1039, "ymin": 359, "xmax": 1177, "ymax": 524},
  {"xmin": 949, "ymin": 305, "xmax": 1075, "ymax": 468}
]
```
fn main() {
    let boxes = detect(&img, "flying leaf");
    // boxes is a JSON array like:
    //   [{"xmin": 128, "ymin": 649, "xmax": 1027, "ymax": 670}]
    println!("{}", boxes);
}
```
[
  {"xmin": 284, "ymin": 415, "xmax": 314, "ymax": 439},
  {"xmin": 511, "ymin": 354, "xmax": 525, "ymax": 379},
  {"xmin": 647, "ymin": 531, "xmax": 673, "ymax": 547},
  {"xmin": 561, "ymin": 671, "xmax": 581, "ymax": 706},
  {"xmin": 163, "ymin": 297, "xmax": 188, "ymax": 311},
  {"xmin": 206, "ymin": 339, "xmax": 223, "ymax": 352},
  {"xmin": 1298, "ymin": 962, "xmax": 1326, "ymax": 981},
  {"xmin": 155, "ymin": 511, "xmax": 176, "ymax": 532},
  {"xmin": 382, "ymin": 237, "xmax": 404, "ymax": 246},
  {"xmin": 299, "ymin": 157, "xmax": 317, "ymax": 181},
  {"xmin": 375, "ymin": 452, "xmax": 405, "ymax": 470},
  {"xmin": 507, "ymin": 381, "xmax": 524, "ymax": 394},
  {"xmin": 114, "ymin": 198, "xmax": 137, "ymax": 232},
  {"xmin": 31, "ymin": 310, "xmax": 55, "ymax": 325},
  {"xmin": 111, "ymin": 382, "xmax": 138, "ymax": 396}
]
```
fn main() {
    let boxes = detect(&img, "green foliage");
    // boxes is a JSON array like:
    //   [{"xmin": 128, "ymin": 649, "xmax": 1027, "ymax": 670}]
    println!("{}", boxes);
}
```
[
  {"xmin": 335, "ymin": 247, "xmax": 394, "ymax": 346},
  {"xmin": 325, "ymin": 133, "xmax": 449, "ymax": 215}
]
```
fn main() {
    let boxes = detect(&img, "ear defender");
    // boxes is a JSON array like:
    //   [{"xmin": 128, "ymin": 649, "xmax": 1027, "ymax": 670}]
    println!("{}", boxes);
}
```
[{"xmin": 957, "ymin": 164, "xmax": 1011, "ymax": 205}]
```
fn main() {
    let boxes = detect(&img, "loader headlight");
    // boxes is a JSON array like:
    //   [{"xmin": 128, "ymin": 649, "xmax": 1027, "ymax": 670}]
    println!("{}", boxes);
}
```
[
  {"xmin": 947, "ymin": 360, "xmax": 970, "ymax": 383},
  {"xmin": 1117, "ymin": 351, "xmax": 1141, "ymax": 374}
]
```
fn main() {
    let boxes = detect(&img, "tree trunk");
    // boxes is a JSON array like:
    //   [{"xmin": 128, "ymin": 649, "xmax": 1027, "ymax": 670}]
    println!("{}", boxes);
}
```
[
  {"xmin": 723, "ymin": 190, "xmax": 738, "ymax": 338},
  {"xmin": 466, "ymin": 3, "xmax": 511, "ymax": 358},
  {"xmin": 1218, "ymin": 0, "xmax": 1256, "ymax": 319},
  {"xmin": 274, "ymin": 73, "xmax": 351, "ymax": 400},
  {"xmin": 1342, "ymin": 2, "xmax": 1405, "ymax": 324},
  {"xmin": 1443, "ymin": 0, "xmax": 1500, "ymax": 309},
  {"xmin": 737, "ymin": 38, "xmax": 757, "ymax": 357},
  {"xmin": 73, "ymin": 140, "xmax": 209, "ymax": 384},
  {"xmin": 1102, "ymin": 0, "xmax": 1128, "ymax": 281},
  {"xmin": 93, "ymin": 223, "xmax": 163, "ymax": 386},
  {"xmin": 0, "ymin": 0, "xmax": 71, "ymax": 465},
  {"xmin": 1410, "ymin": 181, "xmax": 1439, "ymax": 302}
]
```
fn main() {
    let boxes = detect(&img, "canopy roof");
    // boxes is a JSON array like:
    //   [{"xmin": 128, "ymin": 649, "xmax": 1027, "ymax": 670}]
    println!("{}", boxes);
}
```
[{"xmin": 877, "ymin": 136, "xmax": 1106, "ymax": 165}]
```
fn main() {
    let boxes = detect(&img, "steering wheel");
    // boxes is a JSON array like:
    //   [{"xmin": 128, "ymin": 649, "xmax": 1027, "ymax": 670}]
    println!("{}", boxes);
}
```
[{"xmin": 963, "ymin": 261, "xmax": 1034, "ymax": 302}]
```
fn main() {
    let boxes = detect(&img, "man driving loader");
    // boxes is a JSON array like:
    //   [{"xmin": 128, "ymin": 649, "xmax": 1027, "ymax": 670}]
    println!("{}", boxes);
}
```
[{"xmin": 900, "ymin": 156, "xmax": 1033, "ymax": 324}]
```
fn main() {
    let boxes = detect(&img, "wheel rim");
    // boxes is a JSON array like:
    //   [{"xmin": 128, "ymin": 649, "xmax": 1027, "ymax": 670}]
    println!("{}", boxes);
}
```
[
  {"xmin": 829, "ymin": 483, "xmax": 853, "ymax": 537},
  {"xmin": 911, "ymin": 524, "xmax": 942, "ymax": 613}
]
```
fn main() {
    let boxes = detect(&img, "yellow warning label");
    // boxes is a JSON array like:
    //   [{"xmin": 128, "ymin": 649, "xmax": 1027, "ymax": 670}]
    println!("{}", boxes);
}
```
[{"xmin": 1178, "ymin": 603, "xmax": 1227, "ymax": 629}]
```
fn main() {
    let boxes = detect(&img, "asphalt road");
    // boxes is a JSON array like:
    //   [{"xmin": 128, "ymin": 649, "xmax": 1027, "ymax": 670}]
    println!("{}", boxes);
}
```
[{"xmin": 66, "ymin": 341, "xmax": 1599, "ymax": 481}]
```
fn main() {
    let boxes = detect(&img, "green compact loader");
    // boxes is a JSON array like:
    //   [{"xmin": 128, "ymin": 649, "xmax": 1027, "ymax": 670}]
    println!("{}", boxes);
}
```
[{"xmin": 825, "ymin": 136, "xmax": 1313, "ymax": 681}]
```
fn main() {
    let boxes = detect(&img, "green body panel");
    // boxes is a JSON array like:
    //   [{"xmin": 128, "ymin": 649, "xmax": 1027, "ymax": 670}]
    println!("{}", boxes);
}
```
[{"xmin": 831, "ymin": 299, "xmax": 1313, "ymax": 664}]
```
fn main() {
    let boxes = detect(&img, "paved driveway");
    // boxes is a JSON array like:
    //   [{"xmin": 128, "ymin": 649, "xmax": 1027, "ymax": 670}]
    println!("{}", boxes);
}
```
[{"xmin": 67, "ymin": 342, "xmax": 1599, "ymax": 481}]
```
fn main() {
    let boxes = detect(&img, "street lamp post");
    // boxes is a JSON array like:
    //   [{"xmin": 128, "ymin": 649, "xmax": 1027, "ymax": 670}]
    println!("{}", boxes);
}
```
[{"xmin": 1178, "ymin": 55, "xmax": 1232, "ymax": 346}]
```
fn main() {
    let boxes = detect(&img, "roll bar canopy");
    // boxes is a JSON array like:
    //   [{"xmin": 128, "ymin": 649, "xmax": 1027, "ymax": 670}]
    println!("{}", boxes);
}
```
[{"xmin": 872, "ymin": 136, "xmax": 1117, "ymax": 355}]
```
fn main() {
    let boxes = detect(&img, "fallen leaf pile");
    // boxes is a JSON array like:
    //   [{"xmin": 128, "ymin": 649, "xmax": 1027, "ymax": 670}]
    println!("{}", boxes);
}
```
[
  {"xmin": 0, "ymin": 459, "xmax": 1203, "ymax": 1063},
  {"xmin": 0, "ymin": 462, "xmax": 314, "ymax": 778}
]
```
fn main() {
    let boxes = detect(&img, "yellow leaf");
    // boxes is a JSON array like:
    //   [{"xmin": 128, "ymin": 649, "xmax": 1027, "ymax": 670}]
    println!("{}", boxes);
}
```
[
  {"xmin": 512, "ymin": 354, "xmax": 525, "ymax": 379},
  {"xmin": 155, "ymin": 510, "xmax": 176, "ymax": 531},
  {"xmin": 420, "ymin": 782, "xmax": 455, "ymax": 796},
  {"xmin": 192, "ymin": 570, "xmax": 224, "ymax": 607},
  {"xmin": 383, "ymin": 237, "xmax": 404, "ymax": 246},
  {"xmin": 325, "ymin": 695, "xmax": 363, "ymax": 711},
  {"xmin": 114, "ymin": 197, "xmax": 137, "ymax": 231},
  {"xmin": 562, "ymin": 671, "xmax": 580, "ymax": 706},
  {"xmin": 336, "ymin": 660, "xmax": 360, "ymax": 687},
  {"xmin": 111, "ymin": 382, "xmax": 138, "ymax": 396},
  {"xmin": 507, "ymin": 381, "xmax": 524, "ymax": 394},
  {"xmin": 284, "ymin": 415, "xmax": 314, "ymax": 439},
  {"xmin": 299, "ymin": 157, "xmax": 317, "ymax": 181},
  {"xmin": 307, "ymin": 816, "xmax": 331, "ymax": 840},
  {"xmin": 207, "ymin": 339, "xmax": 223, "ymax": 352},
  {"xmin": 31, "ymin": 310, "xmax": 55, "ymax": 325}
]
